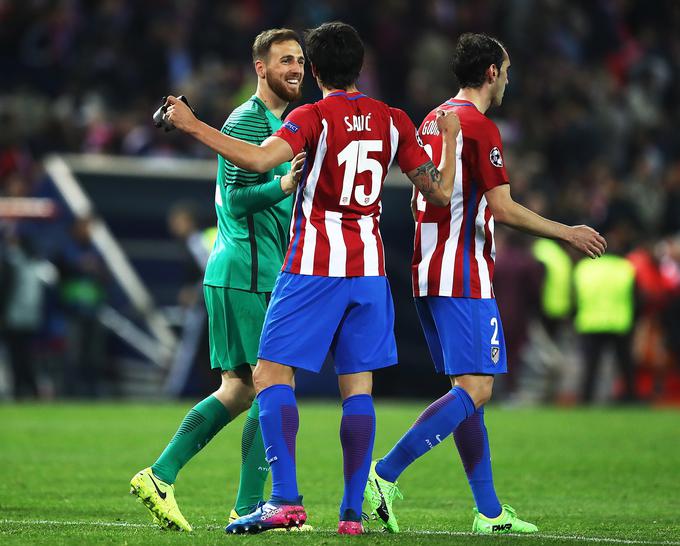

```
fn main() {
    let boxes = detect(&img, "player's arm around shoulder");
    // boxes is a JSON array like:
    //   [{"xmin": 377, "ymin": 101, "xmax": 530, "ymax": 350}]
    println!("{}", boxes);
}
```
[
  {"xmin": 164, "ymin": 95, "xmax": 293, "ymax": 173},
  {"xmin": 225, "ymin": 152, "xmax": 306, "ymax": 219},
  {"xmin": 484, "ymin": 184, "xmax": 607, "ymax": 259},
  {"xmin": 405, "ymin": 109, "xmax": 460, "ymax": 207}
]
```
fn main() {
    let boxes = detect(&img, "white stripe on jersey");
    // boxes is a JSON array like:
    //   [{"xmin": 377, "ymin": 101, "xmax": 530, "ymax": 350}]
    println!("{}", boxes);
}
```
[
  {"xmin": 417, "ymin": 223, "xmax": 438, "ymax": 295},
  {"xmin": 474, "ymin": 195, "xmax": 492, "ymax": 298},
  {"xmin": 388, "ymin": 117, "xmax": 399, "ymax": 167},
  {"xmin": 359, "ymin": 215, "xmax": 380, "ymax": 275},
  {"xmin": 325, "ymin": 210, "xmax": 346, "ymax": 276},
  {"xmin": 489, "ymin": 215, "xmax": 496, "ymax": 261},
  {"xmin": 215, "ymin": 184, "xmax": 222, "ymax": 207},
  {"xmin": 377, "ymin": 201, "xmax": 386, "ymax": 273},
  {"xmin": 299, "ymin": 119, "xmax": 328, "ymax": 275},
  {"xmin": 438, "ymin": 130, "xmax": 465, "ymax": 296}
]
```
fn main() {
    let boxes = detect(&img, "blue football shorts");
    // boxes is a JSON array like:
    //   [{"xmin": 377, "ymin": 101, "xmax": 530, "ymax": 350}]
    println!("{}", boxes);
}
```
[
  {"xmin": 414, "ymin": 296, "xmax": 508, "ymax": 376},
  {"xmin": 258, "ymin": 271, "xmax": 398, "ymax": 374}
]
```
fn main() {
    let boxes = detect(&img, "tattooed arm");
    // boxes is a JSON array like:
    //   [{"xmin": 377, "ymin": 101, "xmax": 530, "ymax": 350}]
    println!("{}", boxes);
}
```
[
  {"xmin": 406, "ymin": 110, "xmax": 460, "ymax": 207},
  {"xmin": 407, "ymin": 160, "xmax": 450, "ymax": 207}
]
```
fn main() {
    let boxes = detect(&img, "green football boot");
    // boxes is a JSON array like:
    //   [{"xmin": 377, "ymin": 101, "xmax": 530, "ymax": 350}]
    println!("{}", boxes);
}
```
[
  {"xmin": 472, "ymin": 504, "xmax": 538, "ymax": 534},
  {"xmin": 130, "ymin": 467, "xmax": 192, "ymax": 531},
  {"xmin": 364, "ymin": 460, "xmax": 403, "ymax": 533}
]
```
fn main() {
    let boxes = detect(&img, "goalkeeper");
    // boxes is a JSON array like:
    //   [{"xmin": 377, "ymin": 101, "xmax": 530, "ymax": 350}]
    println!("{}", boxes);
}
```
[{"xmin": 130, "ymin": 28, "xmax": 307, "ymax": 532}]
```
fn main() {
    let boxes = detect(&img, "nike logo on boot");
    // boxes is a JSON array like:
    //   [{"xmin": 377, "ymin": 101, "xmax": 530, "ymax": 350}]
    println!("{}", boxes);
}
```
[
  {"xmin": 149, "ymin": 474, "xmax": 167, "ymax": 500},
  {"xmin": 374, "ymin": 480, "xmax": 389, "ymax": 522}
]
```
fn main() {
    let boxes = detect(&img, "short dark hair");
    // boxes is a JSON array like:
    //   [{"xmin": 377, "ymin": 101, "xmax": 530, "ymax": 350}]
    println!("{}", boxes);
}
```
[
  {"xmin": 252, "ymin": 28, "xmax": 301, "ymax": 62},
  {"xmin": 304, "ymin": 22, "xmax": 364, "ymax": 90},
  {"xmin": 452, "ymin": 33, "xmax": 506, "ymax": 88}
]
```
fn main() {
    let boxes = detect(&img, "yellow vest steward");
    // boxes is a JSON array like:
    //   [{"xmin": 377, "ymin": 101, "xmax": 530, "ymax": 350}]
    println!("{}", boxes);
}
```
[
  {"xmin": 573, "ymin": 255, "xmax": 635, "ymax": 334},
  {"xmin": 533, "ymin": 239, "xmax": 573, "ymax": 319}
]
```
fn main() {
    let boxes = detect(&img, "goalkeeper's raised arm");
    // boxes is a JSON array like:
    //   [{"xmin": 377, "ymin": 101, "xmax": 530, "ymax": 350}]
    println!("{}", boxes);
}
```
[{"xmin": 165, "ymin": 95, "xmax": 295, "ymax": 174}]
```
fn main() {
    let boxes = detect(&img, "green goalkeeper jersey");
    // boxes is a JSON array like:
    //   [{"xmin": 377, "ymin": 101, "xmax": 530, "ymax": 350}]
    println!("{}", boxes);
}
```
[{"xmin": 203, "ymin": 96, "xmax": 293, "ymax": 292}]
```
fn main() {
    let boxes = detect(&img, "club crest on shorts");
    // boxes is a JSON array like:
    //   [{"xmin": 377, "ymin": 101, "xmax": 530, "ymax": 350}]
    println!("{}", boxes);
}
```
[
  {"xmin": 489, "ymin": 147, "xmax": 503, "ymax": 167},
  {"xmin": 491, "ymin": 346, "xmax": 500, "ymax": 364}
]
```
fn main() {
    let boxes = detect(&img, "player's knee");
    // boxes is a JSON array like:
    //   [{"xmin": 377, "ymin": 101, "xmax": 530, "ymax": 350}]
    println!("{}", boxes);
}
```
[
  {"xmin": 251, "ymin": 367, "xmax": 268, "ymax": 393},
  {"xmin": 214, "ymin": 380, "xmax": 255, "ymax": 415},
  {"xmin": 474, "ymin": 384, "xmax": 493, "ymax": 407},
  {"xmin": 454, "ymin": 376, "xmax": 494, "ymax": 408},
  {"xmin": 338, "ymin": 372, "xmax": 373, "ymax": 400},
  {"xmin": 252, "ymin": 359, "xmax": 294, "ymax": 393},
  {"xmin": 252, "ymin": 364, "xmax": 282, "ymax": 393}
]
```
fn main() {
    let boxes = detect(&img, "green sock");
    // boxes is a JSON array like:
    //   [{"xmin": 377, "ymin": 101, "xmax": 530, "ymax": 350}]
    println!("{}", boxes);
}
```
[
  {"xmin": 233, "ymin": 399, "xmax": 270, "ymax": 514},
  {"xmin": 151, "ymin": 395, "xmax": 231, "ymax": 484}
]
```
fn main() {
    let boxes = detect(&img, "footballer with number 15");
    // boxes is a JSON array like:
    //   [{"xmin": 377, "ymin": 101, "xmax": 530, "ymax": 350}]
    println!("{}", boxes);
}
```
[{"xmin": 164, "ymin": 21, "xmax": 461, "ymax": 535}]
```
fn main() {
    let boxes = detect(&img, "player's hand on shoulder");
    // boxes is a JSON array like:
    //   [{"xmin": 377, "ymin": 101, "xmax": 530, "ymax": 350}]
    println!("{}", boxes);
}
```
[
  {"xmin": 567, "ymin": 225, "xmax": 607, "ymax": 259},
  {"xmin": 165, "ymin": 95, "xmax": 197, "ymax": 132},
  {"xmin": 280, "ymin": 152, "xmax": 306, "ymax": 195},
  {"xmin": 435, "ymin": 109, "xmax": 461, "ymax": 135}
]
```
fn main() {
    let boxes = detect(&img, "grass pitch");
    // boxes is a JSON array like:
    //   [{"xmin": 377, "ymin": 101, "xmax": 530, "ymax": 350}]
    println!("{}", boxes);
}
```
[{"xmin": 1, "ymin": 402, "xmax": 679, "ymax": 545}]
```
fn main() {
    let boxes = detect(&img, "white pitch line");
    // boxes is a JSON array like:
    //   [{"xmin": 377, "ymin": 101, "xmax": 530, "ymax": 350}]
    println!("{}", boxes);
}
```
[
  {"xmin": 0, "ymin": 519, "xmax": 150, "ymax": 529},
  {"xmin": 401, "ymin": 529, "xmax": 680, "ymax": 545},
  {"xmin": 0, "ymin": 519, "xmax": 678, "ymax": 545}
]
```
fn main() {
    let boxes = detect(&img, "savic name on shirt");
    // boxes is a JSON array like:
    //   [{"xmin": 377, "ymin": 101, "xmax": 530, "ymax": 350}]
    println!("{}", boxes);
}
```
[
  {"xmin": 412, "ymin": 99, "xmax": 510, "ymax": 299},
  {"xmin": 274, "ymin": 91, "xmax": 428, "ymax": 277}
]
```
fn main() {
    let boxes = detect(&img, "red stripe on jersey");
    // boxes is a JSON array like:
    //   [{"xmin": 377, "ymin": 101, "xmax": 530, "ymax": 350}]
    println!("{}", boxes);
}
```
[
  {"xmin": 312, "ymin": 210, "xmax": 330, "ymax": 276},
  {"xmin": 452, "ymin": 177, "xmax": 470, "ymax": 298},
  {"xmin": 284, "ymin": 189, "xmax": 306, "ymax": 273},
  {"xmin": 343, "ymin": 217, "xmax": 365, "ymax": 277},
  {"xmin": 426, "ymin": 210, "xmax": 452, "ymax": 295},
  {"xmin": 291, "ymin": 213, "xmax": 307, "ymax": 273},
  {"xmin": 284, "ymin": 142, "xmax": 319, "ymax": 274}
]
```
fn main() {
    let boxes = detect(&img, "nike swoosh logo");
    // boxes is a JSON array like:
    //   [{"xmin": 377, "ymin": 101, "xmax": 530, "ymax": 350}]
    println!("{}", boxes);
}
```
[
  {"xmin": 149, "ymin": 474, "xmax": 167, "ymax": 500},
  {"xmin": 374, "ymin": 479, "xmax": 389, "ymax": 523}
]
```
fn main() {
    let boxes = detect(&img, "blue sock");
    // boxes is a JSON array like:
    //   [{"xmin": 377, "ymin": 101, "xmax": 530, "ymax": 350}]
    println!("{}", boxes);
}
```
[
  {"xmin": 339, "ymin": 394, "xmax": 375, "ymax": 522},
  {"xmin": 453, "ymin": 406, "xmax": 502, "ymax": 518},
  {"xmin": 376, "ymin": 386, "xmax": 475, "ymax": 482},
  {"xmin": 257, "ymin": 384, "xmax": 300, "ymax": 504}
]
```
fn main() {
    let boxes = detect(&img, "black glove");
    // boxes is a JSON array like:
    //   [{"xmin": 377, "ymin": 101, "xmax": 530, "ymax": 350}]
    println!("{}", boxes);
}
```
[{"xmin": 152, "ymin": 95, "xmax": 194, "ymax": 132}]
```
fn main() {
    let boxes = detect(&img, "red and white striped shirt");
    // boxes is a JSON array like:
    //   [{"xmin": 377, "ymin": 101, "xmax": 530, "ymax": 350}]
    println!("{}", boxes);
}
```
[
  {"xmin": 412, "ymin": 99, "xmax": 509, "ymax": 298},
  {"xmin": 274, "ymin": 91, "xmax": 428, "ymax": 277}
]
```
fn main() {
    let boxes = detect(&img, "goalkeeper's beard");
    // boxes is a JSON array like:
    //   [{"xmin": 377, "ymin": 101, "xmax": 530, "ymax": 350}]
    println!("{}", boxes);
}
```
[{"xmin": 267, "ymin": 72, "xmax": 303, "ymax": 103}]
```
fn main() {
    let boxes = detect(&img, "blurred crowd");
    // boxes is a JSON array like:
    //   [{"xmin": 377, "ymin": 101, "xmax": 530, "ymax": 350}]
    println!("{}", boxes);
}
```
[{"xmin": 1, "ymin": 0, "xmax": 679, "ymax": 402}]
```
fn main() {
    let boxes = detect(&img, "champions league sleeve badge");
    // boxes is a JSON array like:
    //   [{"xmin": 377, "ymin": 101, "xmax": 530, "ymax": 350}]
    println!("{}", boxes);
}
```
[
  {"xmin": 415, "ymin": 129, "xmax": 425, "ymax": 148},
  {"xmin": 489, "ymin": 146, "xmax": 503, "ymax": 168}
]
